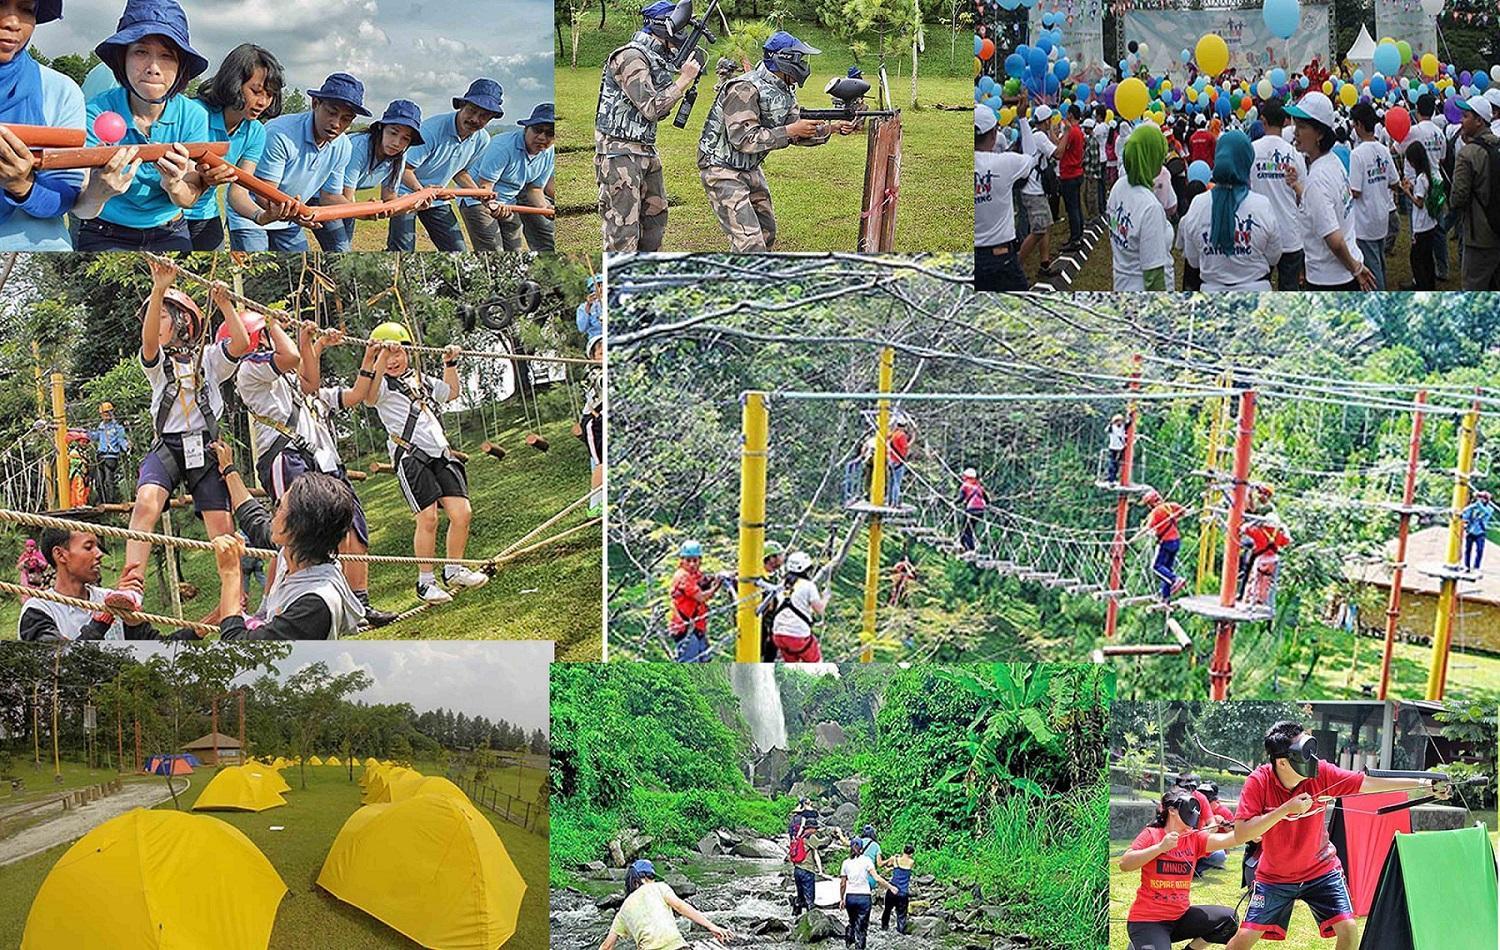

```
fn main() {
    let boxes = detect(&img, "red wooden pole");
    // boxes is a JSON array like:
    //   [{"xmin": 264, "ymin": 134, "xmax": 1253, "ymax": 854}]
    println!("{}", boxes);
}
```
[
  {"xmin": 1209, "ymin": 389, "xmax": 1256, "ymax": 700},
  {"xmin": 211, "ymin": 699, "xmax": 219, "ymax": 767},
  {"xmin": 1104, "ymin": 354, "xmax": 1143, "ymax": 638},
  {"xmin": 1379, "ymin": 390, "xmax": 1427, "ymax": 700},
  {"xmin": 238, "ymin": 691, "xmax": 246, "ymax": 760}
]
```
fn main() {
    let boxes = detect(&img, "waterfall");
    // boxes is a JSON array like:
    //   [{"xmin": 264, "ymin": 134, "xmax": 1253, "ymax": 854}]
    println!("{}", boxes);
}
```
[{"xmin": 730, "ymin": 664, "xmax": 788, "ymax": 752}]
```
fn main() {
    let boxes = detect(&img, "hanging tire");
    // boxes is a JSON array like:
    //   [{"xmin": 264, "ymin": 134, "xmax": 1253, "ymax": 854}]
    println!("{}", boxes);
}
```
[
  {"xmin": 515, "ymin": 279, "xmax": 543, "ymax": 314},
  {"xmin": 479, "ymin": 296, "xmax": 515, "ymax": 331}
]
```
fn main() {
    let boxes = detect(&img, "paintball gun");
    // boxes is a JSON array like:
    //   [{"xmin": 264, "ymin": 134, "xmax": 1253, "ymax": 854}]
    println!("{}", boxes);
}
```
[
  {"xmin": 669, "ymin": 0, "xmax": 722, "ymax": 129},
  {"xmin": 797, "ymin": 76, "xmax": 899, "ymax": 123}
]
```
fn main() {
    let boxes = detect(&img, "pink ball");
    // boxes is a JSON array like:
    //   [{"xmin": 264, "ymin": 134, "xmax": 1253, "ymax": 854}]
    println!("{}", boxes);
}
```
[{"xmin": 93, "ymin": 111, "xmax": 127, "ymax": 146}]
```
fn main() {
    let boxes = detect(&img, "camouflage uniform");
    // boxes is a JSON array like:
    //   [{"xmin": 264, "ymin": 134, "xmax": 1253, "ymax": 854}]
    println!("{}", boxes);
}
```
[
  {"xmin": 595, "ymin": 31, "xmax": 684, "ymax": 252},
  {"xmin": 697, "ymin": 63, "xmax": 829, "ymax": 251}
]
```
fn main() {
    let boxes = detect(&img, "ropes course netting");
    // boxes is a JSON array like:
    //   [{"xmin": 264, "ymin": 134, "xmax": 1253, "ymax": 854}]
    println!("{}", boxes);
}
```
[{"xmin": 606, "ymin": 255, "xmax": 1497, "ymax": 689}]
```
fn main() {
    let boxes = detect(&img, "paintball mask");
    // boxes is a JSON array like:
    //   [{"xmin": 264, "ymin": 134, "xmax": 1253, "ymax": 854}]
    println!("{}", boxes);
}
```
[
  {"xmin": 1272, "ymin": 732, "xmax": 1320, "ymax": 780},
  {"xmin": 764, "ymin": 31, "xmax": 820, "ymax": 87},
  {"xmin": 643, "ymin": 0, "xmax": 692, "ymax": 44},
  {"xmin": 824, "ymin": 76, "xmax": 873, "ymax": 108}
]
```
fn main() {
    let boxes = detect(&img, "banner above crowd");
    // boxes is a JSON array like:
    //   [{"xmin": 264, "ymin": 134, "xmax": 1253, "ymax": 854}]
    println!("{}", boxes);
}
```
[{"xmin": 1124, "ymin": 4, "xmax": 1331, "ymax": 81}]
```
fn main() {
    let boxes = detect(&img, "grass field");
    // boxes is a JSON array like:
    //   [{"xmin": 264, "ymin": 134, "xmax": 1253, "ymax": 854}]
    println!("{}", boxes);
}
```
[
  {"xmin": 0, "ymin": 761, "xmax": 548, "ymax": 949},
  {"xmin": 0, "ymin": 759, "xmax": 150, "ymax": 806},
  {"xmin": 555, "ymin": 20, "xmax": 970, "ymax": 252},
  {"xmin": 0, "ymin": 391, "xmax": 602, "ymax": 658}
]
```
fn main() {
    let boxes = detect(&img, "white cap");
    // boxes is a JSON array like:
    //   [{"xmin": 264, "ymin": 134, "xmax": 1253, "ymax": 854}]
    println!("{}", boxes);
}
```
[
  {"xmin": 1460, "ymin": 95, "xmax": 1495, "ymax": 123},
  {"xmin": 786, "ymin": 551, "xmax": 813, "ymax": 573},
  {"xmin": 1484, "ymin": 87, "xmax": 1500, "ymax": 110},
  {"xmin": 1034, "ymin": 105, "xmax": 1053, "ymax": 122},
  {"xmin": 962, "ymin": 467, "xmax": 977, "ymax": 478},
  {"xmin": 974, "ymin": 104, "xmax": 998, "ymax": 135},
  {"xmin": 1286, "ymin": 91, "xmax": 1336, "ymax": 130}
]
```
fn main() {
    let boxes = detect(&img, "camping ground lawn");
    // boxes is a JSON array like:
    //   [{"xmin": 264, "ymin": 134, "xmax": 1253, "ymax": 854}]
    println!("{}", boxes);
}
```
[
  {"xmin": 553, "ymin": 20, "xmax": 970, "ymax": 252},
  {"xmin": 0, "ymin": 762, "xmax": 548, "ymax": 949},
  {"xmin": 0, "ymin": 391, "xmax": 601, "ymax": 658}
]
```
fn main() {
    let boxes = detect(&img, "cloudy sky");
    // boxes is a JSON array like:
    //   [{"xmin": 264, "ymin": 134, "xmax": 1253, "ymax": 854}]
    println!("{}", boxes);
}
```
[
  {"xmin": 32, "ymin": 0, "xmax": 554, "ymax": 130},
  {"xmin": 120, "ymin": 641, "xmax": 553, "ymax": 731}
]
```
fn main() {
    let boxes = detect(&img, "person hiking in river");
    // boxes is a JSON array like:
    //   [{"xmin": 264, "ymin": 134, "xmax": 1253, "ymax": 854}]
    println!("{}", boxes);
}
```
[
  {"xmin": 601, "ymin": 859, "xmax": 735, "ymax": 950},
  {"xmin": 879, "ymin": 844, "xmax": 916, "ymax": 934},
  {"xmin": 788, "ymin": 800, "xmax": 845, "ymax": 917},
  {"xmin": 839, "ymin": 838, "xmax": 895, "ymax": 950}
]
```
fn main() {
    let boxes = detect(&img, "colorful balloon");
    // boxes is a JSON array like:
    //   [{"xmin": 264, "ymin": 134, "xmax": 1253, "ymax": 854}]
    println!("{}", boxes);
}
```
[
  {"xmin": 1420, "ymin": 53, "xmax": 1439, "ymax": 78},
  {"xmin": 1116, "ymin": 77, "xmax": 1149, "ymax": 120},
  {"xmin": 1338, "ymin": 82, "xmax": 1357, "ymax": 107},
  {"xmin": 1262, "ymin": 0, "xmax": 1300, "ymax": 40},
  {"xmin": 1385, "ymin": 106, "xmax": 1411, "ymax": 142},
  {"xmin": 1373, "ymin": 42, "xmax": 1400, "ymax": 78},
  {"xmin": 1195, "ymin": 33, "xmax": 1229, "ymax": 76},
  {"xmin": 93, "ymin": 111, "xmax": 127, "ymax": 146}
]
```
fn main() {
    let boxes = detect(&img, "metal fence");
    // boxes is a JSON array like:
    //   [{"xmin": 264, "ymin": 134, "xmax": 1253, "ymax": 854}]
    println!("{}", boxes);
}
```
[{"xmin": 446, "ymin": 770, "xmax": 548, "ymax": 834}]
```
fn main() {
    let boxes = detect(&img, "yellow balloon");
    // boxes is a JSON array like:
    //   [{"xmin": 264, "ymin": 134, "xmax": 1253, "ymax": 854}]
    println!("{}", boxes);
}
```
[
  {"xmin": 1186, "ymin": 86, "xmax": 1199, "ymax": 103},
  {"xmin": 1420, "ymin": 53, "xmax": 1439, "ymax": 78},
  {"xmin": 1196, "ymin": 33, "xmax": 1229, "ymax": 76},
  {"xmin": 1161, "ymin": 80, "xmax": 1173, "ymax": 93},
  {"xmin": 1116, "ymin": 76, "xmax": 1150, "ymax": 120},
  {"xmin": 1106, "ymin": 109, "xmax": 1115, "ymax": 122},
  {"xmin": 1321, "ymin": 80, "xmax": 1332, "ymax": 95},
  {"xmin": 999, "ymin": 106, "xmax": 1015, "ymax": 126},
  {"xmin": 1339, "ymin": 82, "xmax": 1358, "ymax": 107},
  {"xmin": 974, "ymin": 56, "xmax": 982, "ymax": 78}
]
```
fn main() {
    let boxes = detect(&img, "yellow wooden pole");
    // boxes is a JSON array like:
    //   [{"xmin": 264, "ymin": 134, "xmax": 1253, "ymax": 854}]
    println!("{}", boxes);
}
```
[
  {"xmin": 1427, "ymin": 407, "xmax": 1479, "ymax": 700},
  {"xmin": 860, "ymin": 348, "xmax": 894, "ymax": 662},
  {"xmin": 1196, "ymin": 371, "xmax": 1230, "ymax": 592},
  {"xmin": 33, "ymin": 342, "xmax": 55, "ymax": 510},
  {"xmin": 736, "ymin": 392, "xmax": 770, "ymax": 663},
  {"xmin": 50, "ymin": 372, "xmax": 69, "ymax": 509}
]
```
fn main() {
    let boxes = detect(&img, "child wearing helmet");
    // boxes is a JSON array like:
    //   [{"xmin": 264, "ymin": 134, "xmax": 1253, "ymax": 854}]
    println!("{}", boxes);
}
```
[
  {"xmin": 1461, "ymin": 489, "xmax": 1494, "ymax": 571},
  {"xmin": 769, "ymin": 549, "xmax": 828, "ymax": 662},
  {"xmin": 756, "ymin": 538, "xmax": 786, "ymax": 661},
  {"xmin": 1105, "ymin": 413, "xmax": 1127, "ymax": 483},
  {"xmin": 104, "ymin": 258, "xmax": 252, "ymax": 616},
  {"xmin": 1132, "ymin": 486, "xmax": 1188, "ymax": 601},
  {"xmin": 957, "ymin": 467, "xmax": 987, "ymax": 552},
  {"xmin": 669, "ymin": 539, "xmax": 721, "ymax": 661},
  {"xmin": 363, "ymin": 322, "xmax": 489, "ymax": 604},
  {"xmin": 92, "ymin": 402, "xmax": 132, "ymax": 506}
]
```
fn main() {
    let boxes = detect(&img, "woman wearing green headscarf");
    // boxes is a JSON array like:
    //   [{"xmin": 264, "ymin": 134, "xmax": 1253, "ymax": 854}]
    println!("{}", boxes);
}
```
[
  {"xmin": 1179, "ymin": 130, "xmax": 1284, "ymax": 291},
  {"xmin": 1106, "ymin": 122, "xmax": 1174, "ymax": 291}
]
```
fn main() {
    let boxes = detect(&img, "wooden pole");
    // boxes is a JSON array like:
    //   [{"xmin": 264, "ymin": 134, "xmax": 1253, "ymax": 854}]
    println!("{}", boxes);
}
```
[
  {"xmin": 50, "ymin": 645, "xmax": 61, "ymax": 782},
  {"xmin": 1378, "ymin": 390, "xmax": 1426, "ymax": 700},
  {"xmin": 51, "ymin": 371, "xmax": 68, "ymax": 508},
  {"xmin": 1208, "ymin": 389, "xmax": 1256, "ymax": 701},
  {"xmin": 1104, "ymin": 355, "xmax": 1143, "ymax": 639},
  {"xmin": 1196, "ymin": 370, "xmax": 1231, "ymax": 592}
]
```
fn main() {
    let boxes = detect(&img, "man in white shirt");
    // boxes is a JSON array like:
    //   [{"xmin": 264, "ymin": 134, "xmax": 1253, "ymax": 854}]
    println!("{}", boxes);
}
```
[
  {"xmin": 1347, "ymin": 103, "xmax": 1395, "ymax": 289},
  {"xmin": 975, "ymin": 102, "xmax": 1039, "ymax": 291},
  {"xmin": 1017, "ymin": 105, "xmax": 1060, "ymax": 278},
  {"xmin": 1250, "ymin": 98, "xmax": 1307, "ymax": 289}
]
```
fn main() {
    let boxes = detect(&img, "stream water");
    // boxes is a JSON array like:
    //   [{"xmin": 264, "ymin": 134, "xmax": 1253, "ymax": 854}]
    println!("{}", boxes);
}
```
[{"xmin": 550, "ymin": 853, "xmax": 976, "ymax": 950}]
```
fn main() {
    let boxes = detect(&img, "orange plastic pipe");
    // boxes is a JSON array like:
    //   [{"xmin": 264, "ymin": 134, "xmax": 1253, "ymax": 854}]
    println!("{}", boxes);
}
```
[
  {"xmin": 36, "ymin": 140, "xmax": 229, "ymax": 170},
  {"xmin": 196, "ymin": 151, "xmax": 310, "ymax": 213},
  {"xmin": 301, "ymin": 187, "xmax": 557, "ymax": 223},
  {"xmin": 3, "ymin": 124, "xmax": 86, "ymax": 148}
]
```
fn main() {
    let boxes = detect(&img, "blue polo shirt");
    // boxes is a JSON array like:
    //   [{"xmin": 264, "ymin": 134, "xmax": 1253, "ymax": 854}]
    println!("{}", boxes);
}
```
[
  {"xmin": 398, "ymin": 111, "xmax": 490, "ymax": 195},
  {"xmin": 185, "ymin": 106, "xmax": 267, "ymax": 221},
  {"xmin": 85, "ymin": 87, "xmax": 211, "ymax": 229},
  {"xmin": 0, "ymin": 64, "xmax": 85, "ymax": 251},
  {"xmin": 341, "ymin": 130, "xmax": 406, "ymax": 192},
  {"xmin": 241, "ymin": 111, "xmax": 351, "ymax": 231},
  {"xmin": 460, "ymin": 129, "xmax": 553, "ymax": 206}
]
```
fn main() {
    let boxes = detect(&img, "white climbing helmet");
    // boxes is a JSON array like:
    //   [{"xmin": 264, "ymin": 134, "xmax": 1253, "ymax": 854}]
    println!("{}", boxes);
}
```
[
  {"xmin": 786, "ymin": 551, "xmax": 813, "ymax": 574},
  {"xmin": 962, "ymin": 467, "xmax": 977, "ymax": 478}
]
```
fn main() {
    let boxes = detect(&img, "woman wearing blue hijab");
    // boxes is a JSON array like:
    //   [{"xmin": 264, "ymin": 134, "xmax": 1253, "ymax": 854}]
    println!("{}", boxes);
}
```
[
  {"xmin": 1179, "ymin": 130, "xmax": 1284, "ymax": 291},
  {"xmin": 0, "ymin": 0, "xmax": 86, "ymax": 250}
]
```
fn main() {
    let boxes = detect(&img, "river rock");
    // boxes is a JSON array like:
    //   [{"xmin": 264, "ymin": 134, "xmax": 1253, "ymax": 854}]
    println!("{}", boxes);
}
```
[
  {"xmin": 828, "ymin": 802, "xmax": 860, "ymax": 830},
  {"xmin": 741, "ymin": 917, "xmax": 792, "ymax": 935},
  {"xmin": 607, "ymin": 830, "xmax": 653, "ymax": 867},
  {"xmin": 794, "ymin": 910, "xmax": 842, "ymax": 943},
  {"xmin": 715, "ymin": 828, "xmax": 744, "ymax": 848},
  {"xmin": 580, "ymin": 860, "xmax": 606, "ymax": 872},
  {"xmin": 789, "ymin": 780, "xmax": 824, "ymax": 802},
  {"xmin": 731, "ymin": 836, "xmax": 785, "ymax": 859},
  {"xmin": 664, "ymin": 875, "xmax": 698, "ymax": 898},
  {"xmin": 916, "ymin": 874, "xmax": 936, "ymax": 886},
  {"xmin": 696, "ymin": 832, "xmax": 721, "ymax": 857},
  {"xmin": 813, "ymin": 721, "xmax": 848, "ymax": 749},
  {"xmin": 833, "ymin": 776, "xmax": 866, "ymax": 803},
  {"xmin": 907, "ymin": 916, "xmax": 951, "ymax": 938},
  {"xmin": 594, "ymin": 892, "xmax": 626, "ymax": 910}
]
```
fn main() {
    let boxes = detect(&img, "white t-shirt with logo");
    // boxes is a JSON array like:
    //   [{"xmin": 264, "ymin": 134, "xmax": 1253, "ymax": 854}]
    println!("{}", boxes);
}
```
[
  {"xmin": 1106, "ymin": 179, "xmax": 1173, "ymax": 291},
  {"xmin": 1409, "ymin": 119, "xmax": 1446, "ymax": 179},
  {"xmin": 1178, "ymin": 190, "xmax": 1283, "ymax": 292},
  {"xmin": 1250, "ymin": 134, "xmax": 1307, "ymax": 251},
  {"xmin": 372, "ymin": 373, "xmax": 454, "ymax": 461},
  {"xmin": 1299, "ymin": 151, "xmax": 1363, "ymax": 286},
  {"xmin": 841, "ymin": 855, "xmax": 877, "ymax": 896},
  {"xmin": 1020, "ymin": 131, "xmax": 1057, "ymax": 197},
  {"xmin": 975, "ymin": 145, "xmax": 1036, "ymax": 247},
  {"xmin": 1410, "ymin": 172, "xmax": 1437, "ymax": 233},
  {"xmin": 1348, "ymin": 140, "xmax": 1395, "ymax": 241}
]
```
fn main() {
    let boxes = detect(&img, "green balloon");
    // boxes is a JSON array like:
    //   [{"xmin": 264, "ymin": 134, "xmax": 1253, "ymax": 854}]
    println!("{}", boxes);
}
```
[
  {"xmin": 1005, "ymin": 78, "xmax": 1021, "ymax": 95},
  {"xmin": 1397, "ymin": 40, "xmax": 1412, "ymax": 65}
]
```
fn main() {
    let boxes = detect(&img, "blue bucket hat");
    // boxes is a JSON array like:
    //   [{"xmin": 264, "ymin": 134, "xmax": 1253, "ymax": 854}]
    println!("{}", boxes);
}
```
[
  {"xmin": 309, "ymin": 72, "xmax": 371, "ymax": 117},
  {"xmin": 34, "ymin": 1, "xmax": 63, "ymax": 24},
  {"xmin": 630, "ymin": 859, "xmax": 656, "ymax": 876},
  {"xmin": 517, "ymin": 103, "xmax": 555, "ymax": 127},
  {"xmin": 377, "ymin": 99, "xmax": 424, "ymax": 145},
  {"xmin": 94, "ymin": 0, "xmax": 209, "ymax": 92},
  {"xmin": 454, "ymin": 78, "xmax": 504, "ymax": 116}
]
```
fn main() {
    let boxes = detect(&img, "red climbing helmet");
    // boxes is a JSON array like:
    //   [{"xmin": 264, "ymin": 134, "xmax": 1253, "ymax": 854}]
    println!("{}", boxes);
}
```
[
  {"xmin": 215, "ymin": 311, "xmax": 267, "ymax": 350},
  {"xmin": 140, "ymin": 289, "xmax": 206, "ymax": 342}
]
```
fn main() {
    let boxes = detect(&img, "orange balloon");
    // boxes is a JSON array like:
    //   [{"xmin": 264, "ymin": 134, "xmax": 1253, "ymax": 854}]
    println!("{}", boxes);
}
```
[{"xmin": 979, "ymin": 37, "xmax": 996, "ymax": 61}]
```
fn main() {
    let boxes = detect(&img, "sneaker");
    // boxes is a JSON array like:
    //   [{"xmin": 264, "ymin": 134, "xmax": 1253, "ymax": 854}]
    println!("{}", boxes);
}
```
[
  {"xmin": 416, "ymin": 582, "xmax": 453, "ymax": 604},
  {"xmin": 104, "ymin": 588, "xmax": 142, "ymax": 612},
  {"xmin": 1169, "ymin": 578, "xmax": 1188, "ymax": 597},
  {"xmin": 444, "ymin": 566, "xmax": 490, "ymax": 590},
  {"xmin": 363, "ymin": 606, "xmax": 399, "ymax": 628}
]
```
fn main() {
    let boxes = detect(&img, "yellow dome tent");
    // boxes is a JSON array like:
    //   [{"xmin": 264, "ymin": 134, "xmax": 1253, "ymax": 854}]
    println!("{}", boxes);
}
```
[
  {"xmin": 318, "ymin": 794, "xmax": 526, "ymax": 950},
  {"xmin": 247, "ymin": 765, "xmax": 291, "ymax": 796},
  {"xmin": 389, "ymin": 776, "xmax": 470, "ymax": 806},
  {"xmin": 21, "ymin": 808, "xmax": 286, "ymax": 950},
  {"xmin": 361, "ymin": 766, "xmax": 421, "ymax": 805},
  {"xmin": 308, "ymin": 755, "xmax": 324, "ymax": 766},
  {"xmin": 326, "ymin": 755, "xmax": 342, "ymax": 766},
  {"xmin": 271, "ymin": 756, "xmax": 289, "ymax": 769},
  {"xmin": 194, "ymin": 766, "xmax": 286, "ymax": 812}
]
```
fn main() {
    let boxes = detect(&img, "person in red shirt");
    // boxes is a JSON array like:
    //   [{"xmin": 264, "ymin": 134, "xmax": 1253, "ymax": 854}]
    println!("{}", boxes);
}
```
[
  {"xmin": 668, "ymin": 539, "xmax": 722, "ymax": 662},
  {"xmin": 1238, "ymin": 517, "xmax": 1291, "ymax": 608},
  {"xmin": 1227, "ymin": 721, "xmax": 1446, "ymax": 948},
  {"xmin": 1056, "ymin": 105, "xmax": 1087, "ymax": 251},
  {"xmin": 1188, "ymin": 115, "xmax": 1217, "ymax": 168},
  {"xmin": 886, "ymin": 420, "xmax": 911, "ymax": 507},
  {"xmin": 1133, "ymin": 487, "xmax": 1189, "ymax": 600},
  {"xmin": 957, "ymin": 467, "xmax": 987, "ymax": 552},
  {"xmin": 1121, "ymin": 786, "xmax": 1312, "ymax": 950}
]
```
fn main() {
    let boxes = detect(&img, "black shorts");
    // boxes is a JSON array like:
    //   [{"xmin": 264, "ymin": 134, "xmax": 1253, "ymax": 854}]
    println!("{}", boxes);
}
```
[
  {"xmin": 582, "ymin": 412, "xmax": 604, "ymax": 467},
  {"xmin": 395, "ymin": 454, "xmax": 468, "ymax": 512},
  {"xmin": 1126, "ymin": 905, "xmax": 1238, "ymax": 949}
]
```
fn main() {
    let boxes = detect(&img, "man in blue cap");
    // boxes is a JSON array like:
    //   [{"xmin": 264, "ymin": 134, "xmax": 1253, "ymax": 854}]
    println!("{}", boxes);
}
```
[
  {"xmin": 595, "ymin": 1, "xmax": 704, "ymax": 252},
  {"xmin": 387, "ymin": 77, "xmax": 502, "ymax": 253},
  {"xmin": 460, "ymin": 102, "xmax": 555, "ymax": 251},
  {"xmin": 0, "ymin": 0, "xmax": 87, "ymax": 251},
  {"xmin": 231, "ymin": 72, "xmax": 364, "ymax": 251},
  {"xmin": 697, "ymin": 30, "xmax": 854, "ymax": 250}
]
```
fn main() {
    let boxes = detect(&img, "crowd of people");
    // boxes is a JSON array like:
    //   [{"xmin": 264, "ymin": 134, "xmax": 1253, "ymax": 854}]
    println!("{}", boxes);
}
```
[
  {"xmin": 0, "ymin": 0, "xmax": 555, "ymax": 252},
  {"xmin": 977, "ymin": 50, "xmax": 1500, "ymax": 292}
]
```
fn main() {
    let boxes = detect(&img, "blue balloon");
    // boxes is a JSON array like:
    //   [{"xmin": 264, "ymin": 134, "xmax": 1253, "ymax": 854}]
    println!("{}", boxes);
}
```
[
  {"xmin": 1029, "ymin": 46, "xmax": 1048, "ymax": 77},
  {"xmin": 1187, "ymin": 160, "xmax": 1211, "ymax": 184},
  {"xmin": 1016, "ymin": 43, "xmax": 1030, "ymax": 58},
  {"xmin": 1181, "ymin": 48, "xmax": 1191, "ymax": 64},
  {"xmin": 1373, "ymin": 41, "xmax": 1400, "ymax": 77},
  {"xmin": 1037, "ymin": 35, "xmax": 1054, "ymax": 54},
  {"xmin": 1370, "ymin": 74, "xmax": 1388, "ymax": 98},
  {"xmin": 1298, "ymin": 75, "xmax": 1310, "ymax": 89},
  {"xmin": 1044, "ymin": 72, "xmax": 1060, "ymax": 94},
  {"xmin": 1020, "ymin": 0, "xmax": 1036, "ymax": 9},
  {"xmin": 1477, "ymin": 72, "xmax": 1491, "ymax": 91},
  {"xmin": 1054, "ymin": 59, "xmax": 1071, "ymax": 81},
  {"xmin": 1217, "ymin": 94, "xmax": 1232, "ymax": 117},
  {"xmin": 1005, "ymin": 53, "xmax": 1026, "ymax": 78},
  {"xmin": 1262, "ymin": 0, "xmax": 1300, "ymax": 41},
  {"xmin": 1353, "ymin": 69, "xmax": 1365, "ymax": 84},
  {"xmin": 974, "ymin": 34, "xmax": 983, "ymax": 57},
  {"xmin": 1041, "ymin": 11, "xmax": 1054, "ymax": 27},
  {"xmin": 1269, "ymin": 67, "xmax": 1287, "ymax": 87}
]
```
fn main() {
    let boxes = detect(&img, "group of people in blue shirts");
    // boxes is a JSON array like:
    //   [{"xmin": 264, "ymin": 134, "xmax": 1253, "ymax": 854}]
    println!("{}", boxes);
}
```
[{"xmin": 0, "ymin": 0, "xmax": 556, "ymax": 252}]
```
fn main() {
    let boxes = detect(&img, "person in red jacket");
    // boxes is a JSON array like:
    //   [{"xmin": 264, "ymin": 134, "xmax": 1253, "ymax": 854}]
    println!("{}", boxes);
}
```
[
  {"xmin": 1121, "ymin": 785, "xmax": 1312, "ymax": 950},
  {"xmin": 1225, "ymin": 721, "xmax": 1446, "ymax": 949},
  {"xmin": 1134, "ymin": 487, "xmax": 1189, "ymax": 600},
  {"xmin": 886, "ymin": 419, "xmax": 911, "ymax": 507},
  {"xmin": 1238, "ymin": 518, "xmax": 1291, "ymax": 608},
  {"xmin": 668, "ymin": 539, "xmax": 722, "ymax": 662},
  {"xmin": 1056, "ymin": 104, "xmax": 1087, "ymax": 250}
]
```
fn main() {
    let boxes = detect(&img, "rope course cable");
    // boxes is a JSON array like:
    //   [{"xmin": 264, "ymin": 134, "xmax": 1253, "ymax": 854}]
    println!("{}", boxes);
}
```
[{"xmin": 0, "ymin": 581, "xmax": 219, "ymax": 635}]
